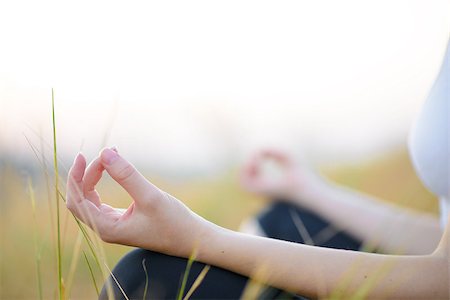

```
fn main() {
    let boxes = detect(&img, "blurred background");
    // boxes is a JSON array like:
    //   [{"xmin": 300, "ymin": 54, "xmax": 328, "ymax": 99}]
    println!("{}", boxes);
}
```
[{"xmin": 0, "ymin": 0, "xmax": 449, "ymax": 299}]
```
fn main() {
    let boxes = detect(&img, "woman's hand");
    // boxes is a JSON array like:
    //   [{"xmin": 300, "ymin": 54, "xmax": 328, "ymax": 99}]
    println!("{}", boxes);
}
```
[
  {"xmin": 240, "ymin": 149, "xmax": 322, "ymax": 201},
  {"xmin": 66, "ymin": 148, "xmax": 214, "ymax": 258}
]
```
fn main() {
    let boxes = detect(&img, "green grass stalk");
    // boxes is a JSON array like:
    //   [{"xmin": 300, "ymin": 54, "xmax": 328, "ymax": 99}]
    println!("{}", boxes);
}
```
[
  {"xmin": 52, "ymin": 88, "xmax": 64, "ymax": 299},
  {"xmin": 176, "ymin": 250, "xmax": 196, "ymax": 300},
  {"xmin": 83, "ymin": 251, "xmax": 100, "ymax": 296},
  {"xmin": 183, "ymin": 265, "xmax": 210, "ymax": 300},
  {"xmin": 40, "ymin": 128, "xmax": 57, "ymax": 254}
]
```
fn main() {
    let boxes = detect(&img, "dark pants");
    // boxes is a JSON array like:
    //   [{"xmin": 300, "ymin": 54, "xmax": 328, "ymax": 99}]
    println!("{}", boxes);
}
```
[{"xmin": 99, "ymin": 202, "xmax": 362, "ymax": 299}]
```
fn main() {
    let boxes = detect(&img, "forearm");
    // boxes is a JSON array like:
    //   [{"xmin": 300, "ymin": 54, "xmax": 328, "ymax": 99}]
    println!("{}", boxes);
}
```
[
  {"xmin": 198, "ymin": 225, "xmax": 449, "ymax": 299},
  {"xmin": 294, "ymin": 178, "xmax": 441, "ymax": 254}
]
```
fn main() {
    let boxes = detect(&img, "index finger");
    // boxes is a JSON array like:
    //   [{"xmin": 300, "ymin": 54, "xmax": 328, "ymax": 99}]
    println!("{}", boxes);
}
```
[
  {"xmin": 82, "ymin": 156, "xmax": 104, "ymax": 207},
  {"xmin": 67, "ymin": 153, "xmax": 87, "ymax": 204},
  {"xmin": 260, "ymin": 149, "xmax": 291, "ymax": 165}
]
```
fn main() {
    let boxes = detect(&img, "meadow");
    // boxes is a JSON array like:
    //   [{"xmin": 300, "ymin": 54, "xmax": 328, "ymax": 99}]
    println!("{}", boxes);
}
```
[{"xmin": 0, "ymin": 140, "xmax": 438, "ymax": 300}]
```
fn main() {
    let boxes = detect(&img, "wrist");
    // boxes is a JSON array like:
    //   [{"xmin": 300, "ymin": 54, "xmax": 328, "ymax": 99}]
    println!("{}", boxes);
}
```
[
  {"xmin": 196, "ymin": 220, "xmax": 229, "ymax": 262},
  {"xmin": 290, "ymin": 172, "xmax": 329, "ymax": 208}
]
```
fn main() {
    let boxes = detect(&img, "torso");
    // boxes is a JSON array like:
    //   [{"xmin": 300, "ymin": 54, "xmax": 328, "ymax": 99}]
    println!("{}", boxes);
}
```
[{"xmin": 409, "ymin": 40, "xmax": 449, "ymax": 228}]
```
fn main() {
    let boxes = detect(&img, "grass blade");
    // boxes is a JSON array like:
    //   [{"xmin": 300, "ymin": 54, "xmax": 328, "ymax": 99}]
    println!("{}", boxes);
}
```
[
  {"xmin": 142, "ymin": 259, "xmax": 149, "ymax": 300},
  {"xmin": 176, "ymin": 250, "xmax": 197, "ymax": 300},
  {"xmin": 83, "ymin": 251, "xmax": 100, "ymax": 296},
  {"xmin": 183, "ymin": 265, "xmax": 210, "ymax": 300},
  {"xmin": 52, "ymin": 88, "xmax": 64, "ymax": 299},
  {"xmin": 104, "ymin": 263, "xmax": 129, "ymax": 300}
]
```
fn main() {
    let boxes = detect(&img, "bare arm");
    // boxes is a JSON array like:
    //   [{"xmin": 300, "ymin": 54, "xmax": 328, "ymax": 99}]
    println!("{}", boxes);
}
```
[
  {"xmin": 66, "ymin": 149, "xmax": 449, "ymax": 299},
  {"xmin": 241, "ymin": 150, "xmax": 441, "ymax": 254},
  {"xmin": 201, "ymin": 224, "xmax": 449, "ymax": 299},
  {"xmin": 295, "ymin": 178, "xmax": 441, "ymax": 254}
]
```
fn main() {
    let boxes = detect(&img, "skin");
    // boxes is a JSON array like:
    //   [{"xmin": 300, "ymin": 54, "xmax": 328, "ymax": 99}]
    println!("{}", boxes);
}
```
[
  {"xmin": 66, "ymin": 148, "xmax": 449, "ymax": 299},
  {"xmin": 240, "ymin": 149, "xmax": 442, "ymax": 255}
]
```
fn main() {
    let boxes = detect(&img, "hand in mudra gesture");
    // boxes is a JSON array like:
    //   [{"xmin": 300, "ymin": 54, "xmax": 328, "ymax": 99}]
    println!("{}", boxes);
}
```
[
  {"xmin": 66, "ymin": 148, "xmax": 212, "ymax": 257},
  {"xmin": 240, "ymin": 149, "xmax": 321, "ymax": 201}
]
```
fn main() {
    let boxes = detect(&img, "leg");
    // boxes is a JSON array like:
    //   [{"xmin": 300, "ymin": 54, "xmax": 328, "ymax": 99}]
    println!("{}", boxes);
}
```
[
  {"xmin": 99, "ymin": 249, "xmax": 247, "ymax": 299},
  {"xmin": 100, "ymin": 249, "xmax": 303, "ymax": 300},
  {"xmin": 247, "ymin": 201, "xmax": 362, "ymax": 251}
]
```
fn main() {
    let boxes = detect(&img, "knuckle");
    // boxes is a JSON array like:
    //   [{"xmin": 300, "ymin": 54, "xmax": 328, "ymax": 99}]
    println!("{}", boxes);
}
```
[
  {"xmin": 98, "ymin": 222, "xmax": 117, "ymax": 243},
  {"xmin": 100, "ymin": 232, "xmax": 113, "ymax": 243},
  {"xmin": 97, "ymin": 226, "xmax": 110, "ymax": 242},
  {"xmin": 144, "ymin": 189, "xmax": 165, "ymax": 209},
  {"xmin": 116, "ymin": 164, "xmax": 135, "ymax": 182}
]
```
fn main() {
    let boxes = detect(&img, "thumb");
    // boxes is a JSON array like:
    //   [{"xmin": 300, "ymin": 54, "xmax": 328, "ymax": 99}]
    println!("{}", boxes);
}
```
[{"xmin": 100, "ymin": 148, "xmax": 158, "ymax": 204}]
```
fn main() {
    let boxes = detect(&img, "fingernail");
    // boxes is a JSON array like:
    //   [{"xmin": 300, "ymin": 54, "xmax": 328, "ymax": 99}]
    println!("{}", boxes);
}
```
[
  {"xmin": 110, "ymin": 146, "xmax": 118, "ymax": 153},
  {"xmin": 101, "ymin": 148, "xmax": 119, "ymax": 165}
]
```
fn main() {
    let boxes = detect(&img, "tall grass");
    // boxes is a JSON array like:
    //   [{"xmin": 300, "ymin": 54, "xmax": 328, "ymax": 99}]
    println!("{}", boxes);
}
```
[
  {"xmin": 23, "ymin": 92, "xmax": 116, "ymax": 299},
  {"xmin": 1, "ymin": 92, "xmax": 437, "ymax": 299}
]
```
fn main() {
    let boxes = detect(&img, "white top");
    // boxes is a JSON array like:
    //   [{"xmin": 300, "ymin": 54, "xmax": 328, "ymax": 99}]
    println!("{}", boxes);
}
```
[{"xmin": 409, "ymin": 40, "xmax": 449, "ymax": 228}]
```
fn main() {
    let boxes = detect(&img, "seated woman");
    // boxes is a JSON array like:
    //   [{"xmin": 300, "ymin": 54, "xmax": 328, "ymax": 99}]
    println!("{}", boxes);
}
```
[{"xmin": 66, "ymin": 40, "xmax": 449, "ymax": 299}]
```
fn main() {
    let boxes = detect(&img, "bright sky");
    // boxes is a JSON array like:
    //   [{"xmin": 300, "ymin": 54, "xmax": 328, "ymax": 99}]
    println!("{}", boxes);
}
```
[{"xmin": 0, "ymin": 0, "xmax": 449, "ymax": 175}]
